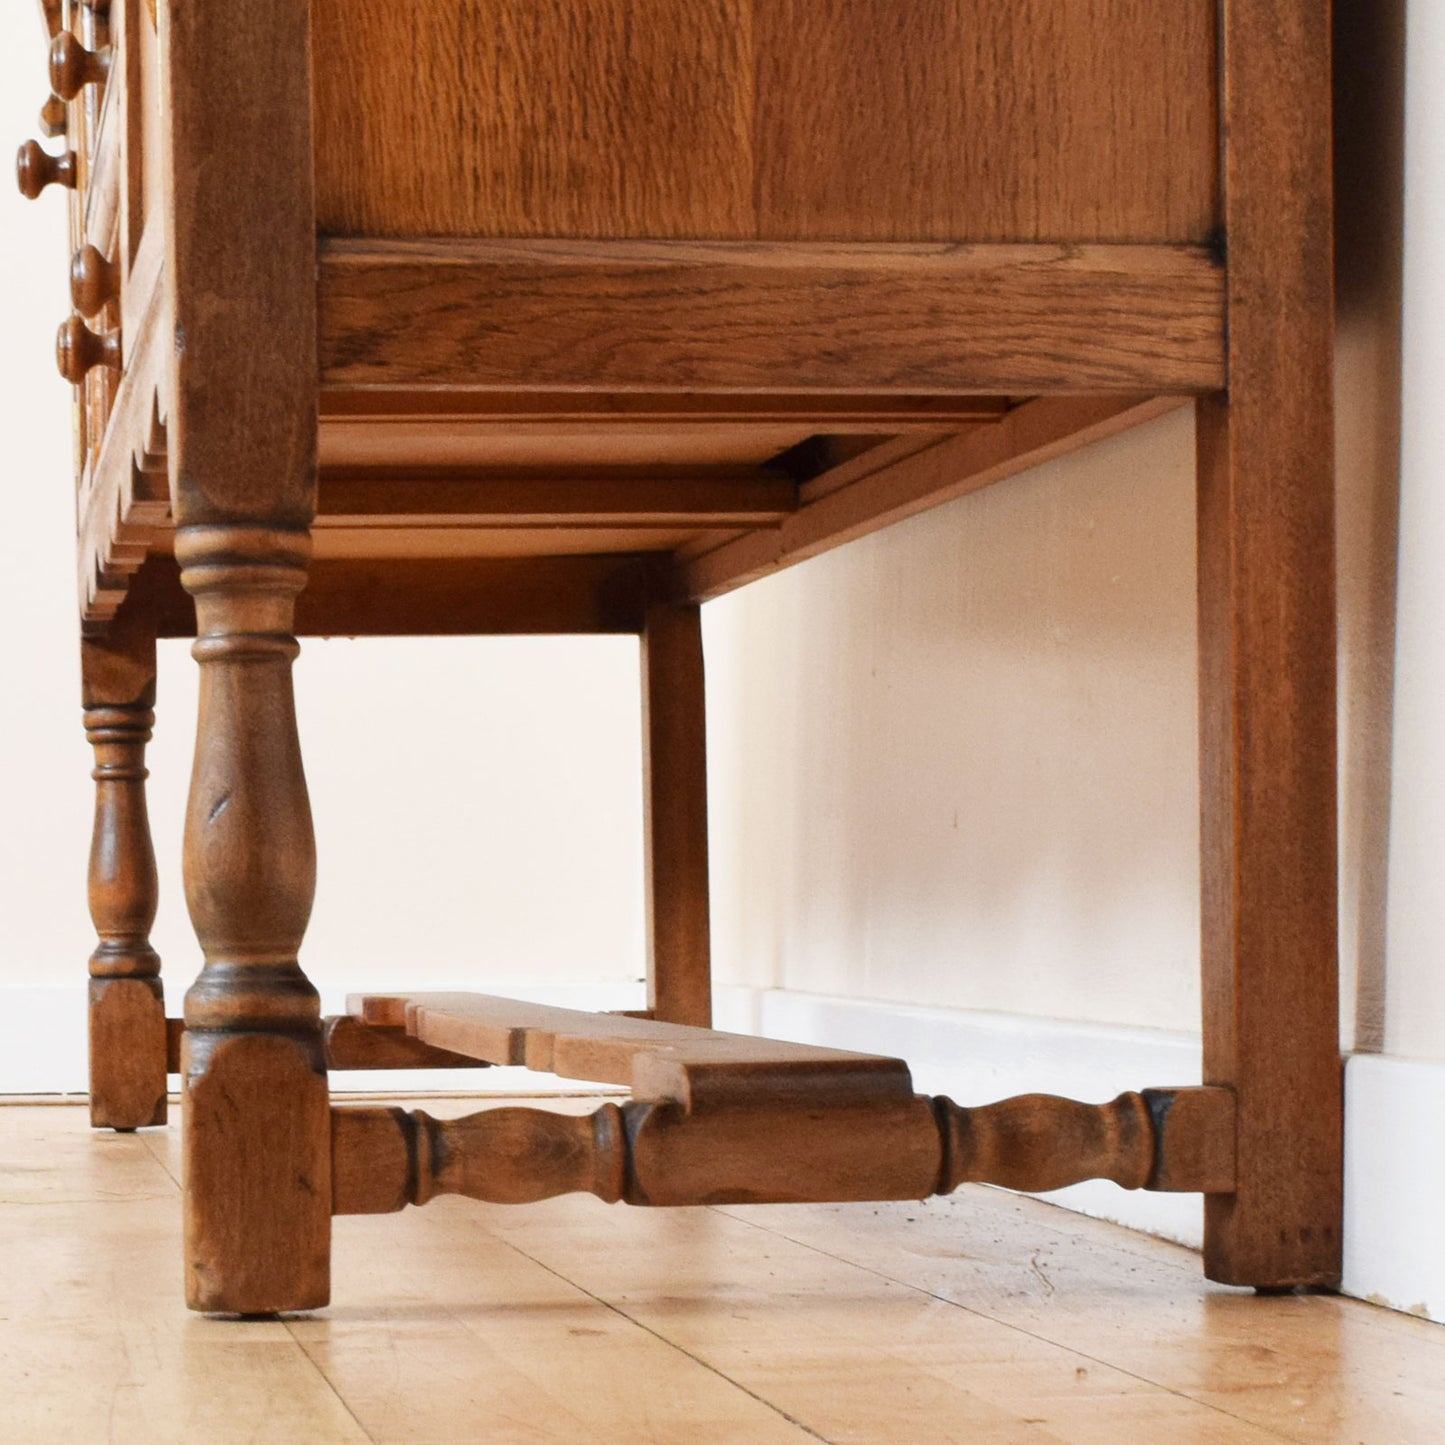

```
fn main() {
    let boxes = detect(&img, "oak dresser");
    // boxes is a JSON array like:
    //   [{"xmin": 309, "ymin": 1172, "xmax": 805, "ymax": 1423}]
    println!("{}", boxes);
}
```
[{"xmin": 17, "ymin": 0, "xmax": 1339, "ymax": 1314}]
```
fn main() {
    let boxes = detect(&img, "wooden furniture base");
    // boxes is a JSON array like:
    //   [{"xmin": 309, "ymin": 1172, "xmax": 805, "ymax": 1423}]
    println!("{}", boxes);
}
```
[
  {"xmin": 330, "ymin": 994, "xmax": 1237, "ymax": 1215},
  {"xmin": 20, "ymin": 0, "xmax": 1341, "ymax": 1311}
]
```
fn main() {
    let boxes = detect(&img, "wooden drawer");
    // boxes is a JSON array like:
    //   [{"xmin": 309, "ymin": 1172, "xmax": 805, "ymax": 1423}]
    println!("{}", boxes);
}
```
[{"xmin": 312, "ymin": 0, "xmax": 1220, "ymax": 244}]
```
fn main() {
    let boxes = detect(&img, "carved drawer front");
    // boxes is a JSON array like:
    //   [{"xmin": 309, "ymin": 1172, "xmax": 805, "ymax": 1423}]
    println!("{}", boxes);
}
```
[
  {"xmin": 18, "ymin": 0, "xmax": 126, "ymax": 473},
  {"xmin": 17, "ymin": 0, "xmax": 170, "ymax": 625}
]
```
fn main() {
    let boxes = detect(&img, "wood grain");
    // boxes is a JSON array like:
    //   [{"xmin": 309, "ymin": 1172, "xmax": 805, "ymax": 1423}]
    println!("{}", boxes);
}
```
[
  {"xmin": 348, "ymin": 992, "xmax": 914, "ymax": 1110},
  {"xmin": 81, "ymin": 602, "xmax": 165, "ymax": 1130},
  {"xmin": 83, "ymin": 705, "xmax": 164, "ymax": 1127},
  {"xmin": 317, "ymin": 391, "xmax": 1010, "ymax": 427},
  {"xmin": 752, "ymin": 0, "xmax": 1218, "ymax": 244},
  {"xmin": 937, "ymin": 1088, "xmax": 1235, "ymax": 1196},
  {"xmin": 318, "ymin": 239, "xmax": 1226, "ymax": 396},
  {"xmin": 88, "ymin": 980, "xmax": 167, "ymax": 1130},
  {"xmin": 183, "ymin": 1032, "xmax": 331, "ymax": 1314},
  {"xmin": 320, "ymin": 1017, "xmax": 490, "ymax": 1072},
  {"xmin": 311, "ymin": 0, "xmax": 1217, "ymax": 244},
  {"xmin": 116, "ymin": 552, "xmax": 666, "ymax": 638},
  {"xmin": 177, "ymin": 526, "xmax": 331, "ymax": 1313},
  {"xmin": 330, "ymin": 1085, "xmax": 1232, "ymax": 1215},
  {"xmin": 1195, "ymin": 0, "xmax": 1341, "ymax": 1287},
  {"xmin": 161, "ymin": 0, "xmax": 317, "ymax": 527},
  {"xmin": 641, "ymin": 603, "xmax": 713, "ymax": 1027},
  {"xmin": 315, "ymin": 470, "xmax": 797, "ymax": 529},
  {"xmin": 312, "ymin": 0, "xmax": 753, "ymax": 239}
]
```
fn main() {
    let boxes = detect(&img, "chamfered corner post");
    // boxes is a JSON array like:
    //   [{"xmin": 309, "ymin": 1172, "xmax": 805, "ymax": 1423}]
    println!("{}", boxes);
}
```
[
  {"xmin": 1196, "ymin": 0, "xmax": 1342, "ymax": 1287},
  {"xmin": 161, "ymin": 0, "xmax": 329, "ymax": 1311},
  {"xmin": 81, "ymin": 605, "xmax": 166, "ymax": 1131},
  {"xmin": 641, "ymin": 600, "xmax": 713, "ymax": 1028}
]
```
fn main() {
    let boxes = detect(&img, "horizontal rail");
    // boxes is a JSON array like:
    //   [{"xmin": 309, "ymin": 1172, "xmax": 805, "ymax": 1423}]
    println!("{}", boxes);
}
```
[
  {"xmin": 331, "ymin": 1086, "xmax": 1237, "ymax": 1215},
  {"xmin": 318, "ymin": 239, "xmax": 1226, "ymax": 396},
  {"xmin": 683, "ymin": 395, "xmax": 1184, "ymax": 601},
  {"xmin": 126, "ymin": 551, "xmax": 663, "ymax": 638},
  {"xmin": 165, "ymin": 1016, "xmax": 492, "ymax": 1073}
]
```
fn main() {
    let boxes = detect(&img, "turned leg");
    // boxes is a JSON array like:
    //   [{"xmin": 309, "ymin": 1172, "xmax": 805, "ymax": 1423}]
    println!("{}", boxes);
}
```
[
  {"xmin": 1197, "ymin": 3, "xmax": 1340, "ymax": 1286},
  {"xmin": 641, "ymin": 601, "xmax": 712, "ymax": 1027},
  {"xmin": 82, "ymin": 619, "xmax": 166, "ymax": 1130},
  {"xmin": 178, "ymin": 526, "xmax": 330, "ymax": 1314}
]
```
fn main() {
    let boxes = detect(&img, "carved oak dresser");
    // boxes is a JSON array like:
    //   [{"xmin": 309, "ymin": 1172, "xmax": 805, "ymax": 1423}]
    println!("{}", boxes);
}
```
[{"xmin": 17, "ymin": 0, "xmax": 1339, "ymax": 1314}]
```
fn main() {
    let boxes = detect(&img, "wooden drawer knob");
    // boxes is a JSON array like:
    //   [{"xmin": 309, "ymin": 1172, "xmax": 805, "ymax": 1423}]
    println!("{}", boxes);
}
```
[
  {"xmin": 39, "ymin": 94, "xmax": 68, "ymax": 140},
  {"xmin": 50, "ymin": 33, "xmax": 111, "ymax": 100},
  {"xmin": 70, "ymin": 245, "xmax": 119, "ymax": 317},
  {"xmin": 56, "ymin": 314, "xmax": 121, "ymax": 385},
  {"xmin": 15, "ymin": 139, "xmax": 76, "ymax": 197}
]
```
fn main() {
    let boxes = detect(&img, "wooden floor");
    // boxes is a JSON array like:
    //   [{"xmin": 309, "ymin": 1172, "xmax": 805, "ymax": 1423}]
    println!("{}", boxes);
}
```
[{"xmin": 2, "ymin": 1100, "xmax": 1442, "ymax": 1443}]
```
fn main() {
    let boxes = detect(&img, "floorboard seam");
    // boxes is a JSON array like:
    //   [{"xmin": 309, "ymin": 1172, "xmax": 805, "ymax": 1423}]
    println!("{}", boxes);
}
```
[
  {"xmin": 286, "ymin": 1326, "xmax": 381, "ymax": 1444},
  {"xmin": 709, "ymin": 1207, "xmax": 1298, "ymax": 1443},
  {"xmin": 489, "ymin": 1231, "xmax": 836, "ymax": 1444}
]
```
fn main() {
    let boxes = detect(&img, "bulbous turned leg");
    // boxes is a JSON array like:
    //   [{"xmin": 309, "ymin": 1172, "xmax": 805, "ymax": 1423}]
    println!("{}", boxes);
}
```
[
  {"xmin": 85, "ymin": 702, "xmax": 167, "ymax": 1130},
  {"xmin": 82, "ymin": 635, "xmax": 166, "ymax": 1131},
  {"xmin": 178, "ymin": 525, "xmax": 330, "ymax": 1315}
]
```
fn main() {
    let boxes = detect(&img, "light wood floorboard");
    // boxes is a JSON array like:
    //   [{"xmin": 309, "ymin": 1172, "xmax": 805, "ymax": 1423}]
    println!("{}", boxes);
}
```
[{"xmin": 1, "ymin": 1100, "xmax": 1441, "ymax": 1444}]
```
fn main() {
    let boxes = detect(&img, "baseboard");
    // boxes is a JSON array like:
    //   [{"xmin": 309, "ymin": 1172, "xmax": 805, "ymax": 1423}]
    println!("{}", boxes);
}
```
[
  {"xmin": 7, "ymin": 981, "xmax": 1440, "ymax": 1323},
  {"xmin": 0, "ymin": 987, "xmax": 90, "ymax": 1097},
  {"xmin": 1343, "ymin": 1053, "xmax": 1445, "ymax": 1324}
]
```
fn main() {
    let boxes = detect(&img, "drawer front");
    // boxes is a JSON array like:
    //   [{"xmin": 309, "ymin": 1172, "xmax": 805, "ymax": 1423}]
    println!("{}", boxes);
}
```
[{"xmin": 312, "ymin": 0, "xmax": 1219, "ymax": 244}]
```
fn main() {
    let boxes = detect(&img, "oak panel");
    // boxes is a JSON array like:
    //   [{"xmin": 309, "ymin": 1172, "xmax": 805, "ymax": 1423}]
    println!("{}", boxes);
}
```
[
  {"xmin": 312, "ymin": 0, "xmax": 754, "ymax": 238},
  {"xmin": 753, "ymin": 0, "xmax": 1219, "ymax": 242},
  {"xmin": 311, "ymin": 0, "xmax": 1218, "ymax": 243},
  {"xmin": 319, "ymin": 239, "xmax": 1226, "ymax": 395}
]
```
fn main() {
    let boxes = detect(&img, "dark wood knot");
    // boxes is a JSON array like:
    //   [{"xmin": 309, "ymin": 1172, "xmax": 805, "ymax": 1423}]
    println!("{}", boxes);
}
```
[
  {"xmin": 15, "ymin": 139, "xmax": 76, "ymax": 198},
  {"xmin": 50, "ymin": 33, "xmax": 111, "ymax": 100},
  {"xmin": 71, "ymin": 245, "xmax": 119, "ymax": 318},
  {"xmin": 56, "ymin": 314, "xmax": 121, "ymax": 385}
]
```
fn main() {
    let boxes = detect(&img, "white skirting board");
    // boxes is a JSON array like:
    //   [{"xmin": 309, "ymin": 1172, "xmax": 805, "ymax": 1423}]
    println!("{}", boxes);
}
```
[
  {"xmin": 1342, "ymin": 1053, "xmax": 1445, "ymax": 1324},
  {"xmin": 3, "ymin": 982, "xmax": 1439, "ymax": 1323}
]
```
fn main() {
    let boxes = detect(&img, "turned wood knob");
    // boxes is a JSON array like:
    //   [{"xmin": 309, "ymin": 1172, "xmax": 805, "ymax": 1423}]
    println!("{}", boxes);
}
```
[
  {"xmin": 71, "ymin": 245, "xmax": 119, "ymax": 317},
  {"xmin": 56, "ymin": 314, "xmax": 121, "ymax": 385},
  {"xmin": 50, "ymin": 33, "xmax": 111, "ymax": 100},
  {"xmin": 38, "ymin": 0, "xmax": 63, "ymax": 40},
  {"xmin": 39, "ymin": 94, "xmax": 68, "ymax": 140},
  {"xmin": 15, "ymin": 139, "xmax": 76, "ymax": 197}
]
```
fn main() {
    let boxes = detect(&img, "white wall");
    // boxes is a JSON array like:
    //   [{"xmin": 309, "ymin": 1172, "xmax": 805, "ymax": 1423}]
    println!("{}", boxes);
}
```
[
  {"xmin": 705, "ymin": 409, "xmax": 1201, "ymax": 1031},
  {"xmin": 1381, "ymin": 0, "xmax": 1445, "ymax": 1062},
  {"xmin": 0, "ymin": 24, "xmax": 98, "ymax": 1011}
]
